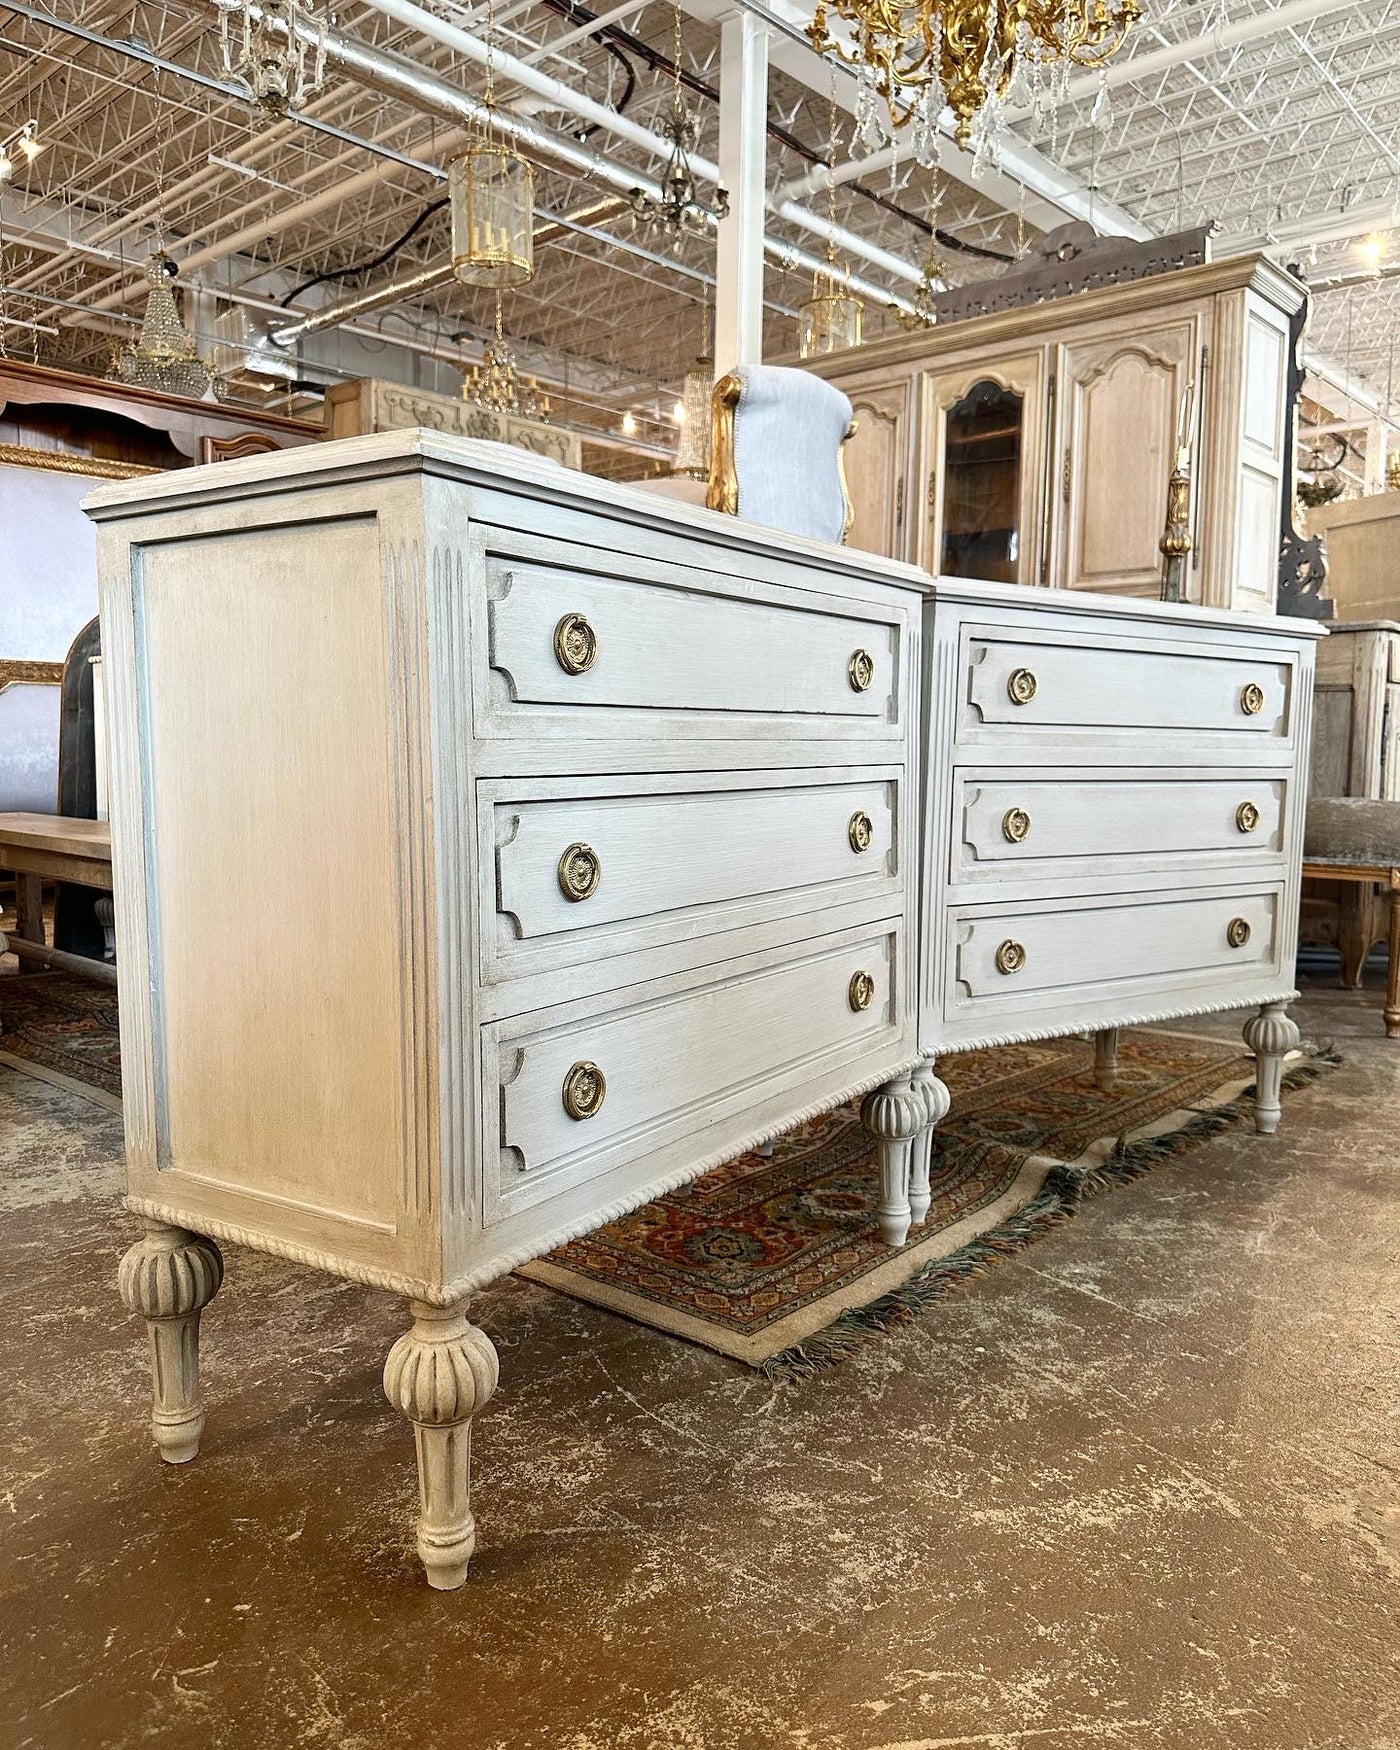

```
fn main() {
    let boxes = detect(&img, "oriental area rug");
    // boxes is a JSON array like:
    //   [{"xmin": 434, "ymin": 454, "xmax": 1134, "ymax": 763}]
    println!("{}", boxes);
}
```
[
  {"xmin": 0, "ymin": 973, "xmax": 1335, "ymax": 1374},
  {"xmin": 523, "ymin": 1028, "xmax": 1337, "ymax": 1374}
]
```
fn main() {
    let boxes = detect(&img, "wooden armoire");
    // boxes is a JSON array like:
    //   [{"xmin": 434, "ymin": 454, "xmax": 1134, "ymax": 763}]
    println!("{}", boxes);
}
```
[{"xmin": 805, "ymin": 253, "xmax": 1306, "ymax": 615}]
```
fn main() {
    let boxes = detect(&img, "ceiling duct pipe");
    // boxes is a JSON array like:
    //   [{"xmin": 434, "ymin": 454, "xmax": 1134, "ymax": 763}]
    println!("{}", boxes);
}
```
[
  {"xmin": 358, "ymin": 0, "xmax": 923, "ymax": 285},
  {"xmin": 243, "ymin": 4, "xmax": 923, "ymax": 323}
]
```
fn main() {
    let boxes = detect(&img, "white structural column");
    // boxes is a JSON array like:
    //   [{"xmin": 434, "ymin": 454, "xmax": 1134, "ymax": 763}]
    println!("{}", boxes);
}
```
[{"xmin": 714, "ymin": 8, "xmax": 770, "ymax": 372}]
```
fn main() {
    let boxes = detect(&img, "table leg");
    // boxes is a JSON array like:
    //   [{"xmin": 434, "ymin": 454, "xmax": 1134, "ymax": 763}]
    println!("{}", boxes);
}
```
[
  {"xmin": 1386, "ymin": 888, "xmax": 1400, "ymax": 1039},
  {"xmin": 1242, "ymin": 1001, "xmax": 1301, "ymax": 1136},
  {"xmin": 861, "ymin": 1072, "xmax": 925, "ymax": 1247},
  {"xmin": 1337, "ymin": 883, "xmax": 1375, "ymax": 989},
  {"xmin": 14, "ymin": 873, "xmax": 44, "ymax": 972},
  {"xmin": 118, "ymin": 1222, "xmax": 225, "ymax": 1464},
  {"xmin": 384, "ymin": 1300, "xmax": 498, "ymax": 1590},
  {"xmin": 908, "ymin": 1056, "xmax": 952, "ymax": 1227},
  {"xmin": 1094, "ymin": 1027, "xmax": 1120, "ymax": 1093}
]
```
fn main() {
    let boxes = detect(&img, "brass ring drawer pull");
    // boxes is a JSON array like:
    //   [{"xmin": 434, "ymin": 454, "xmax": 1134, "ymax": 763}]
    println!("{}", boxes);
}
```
[
  {"xmin": 1002, "ymin": 807, "xmax": 1032, "ymax": 844},
  {"xmin": 1236, "ymin": 801, "xmax": 1260, "ymax": 834},
  {"xmin": 557, "ymin": 842, "xmax": 601, "ymax": 902},
  {"xmin": 554, "ymin": 612, "xmax": 598, "ymax": 675},
  {"xmin": 1006, "ymin": 667, "xmax": 1038, "ymax": 706},
  {"xmin": 848, "ymin": 970, "xmax": 876, "ymax": 1012},
  {"xmin": 847, "ymin": 648, "xmax": 875, "ymax": 693},
  {"xmin": 562, "ymin": 1060, "xmax": 606, "ymax": 1120},
  {"xmin": 995, "ymin": 939, "xmax": 1027, "ymax": 975},
  {"xmin": 848, "ymin": 810, "xmax": 874, "ymax": 854},
  {"xmin": 1227, "ymin": 917, "xmax": 1251, "ymax": 949},
  {"xmin": 1240, "ymin": 682, "xmax": 1265, "ymax": 716}
]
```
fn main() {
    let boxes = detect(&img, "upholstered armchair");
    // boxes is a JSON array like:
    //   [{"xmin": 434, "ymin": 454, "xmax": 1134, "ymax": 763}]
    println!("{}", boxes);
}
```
[{"xmin": 636, "ymin": 364, "xmax": 856, "ymax": 545}]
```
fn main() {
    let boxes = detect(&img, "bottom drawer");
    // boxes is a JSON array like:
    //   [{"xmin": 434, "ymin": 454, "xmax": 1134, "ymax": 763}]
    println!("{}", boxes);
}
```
[
  {"xmin": 942, "ymin": 885, "xmax": 1283, "ymax": 1032},
  {"xmin": 486, "ymin": 925, "xmax": 902, "ymax": 1224}
]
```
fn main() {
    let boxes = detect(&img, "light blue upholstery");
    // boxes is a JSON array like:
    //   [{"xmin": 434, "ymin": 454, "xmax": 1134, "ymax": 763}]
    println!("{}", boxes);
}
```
[{"xmin": 726, "ymin": 365, "xmax": 854, "ymax": 545}]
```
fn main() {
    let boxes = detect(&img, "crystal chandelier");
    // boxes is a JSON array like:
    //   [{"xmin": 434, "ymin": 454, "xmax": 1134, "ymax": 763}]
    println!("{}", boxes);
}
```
[
  {"xmin": 673, "ymin": 353, "xmax": 713, "ymax": 478},
  {"xmin": 808, "ymin": 0, "xmax": 1140, "ymax": 152},
  {"xmin": 215, "ymin": 0, "xmax": 329, "ymax": 116},
  {"xmin": 798, "ymin": 89, "xmax": 864, "ymax": 359},
  {"xmin": 113, "ymin": 254, "xmax": 214, "ymax": 400},
  {"xmin": 463, "ymin": 296, "xmax": 549, "ymax": 420},
  {"xmin": 629, "ymin": 0, "xmax": 729, "ymax": 241}
]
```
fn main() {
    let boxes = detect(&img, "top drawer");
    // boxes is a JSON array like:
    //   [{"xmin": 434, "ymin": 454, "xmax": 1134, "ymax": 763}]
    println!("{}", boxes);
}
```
[
  {"xmin": 953, "ymin": 623, "xmax": 1299, "ymax": 762},
  {"xmin": 474, "ymin": 530, "xmax": 910, "ymax": 746}
]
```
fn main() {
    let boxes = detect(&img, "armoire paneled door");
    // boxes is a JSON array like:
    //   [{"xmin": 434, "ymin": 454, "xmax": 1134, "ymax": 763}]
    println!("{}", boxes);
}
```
[{"xmin": 1051, "ymin": 309, "xmax": 1205, "ymax": 598}]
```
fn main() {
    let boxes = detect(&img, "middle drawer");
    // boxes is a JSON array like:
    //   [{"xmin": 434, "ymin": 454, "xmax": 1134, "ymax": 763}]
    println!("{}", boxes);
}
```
[
  {"xmin": 950, "ymin": 770, "xmax": 1288, "ymax": 889},
  {"xmin": 479, "ymin": 767, "xmax": 904, "ymax": 994}
]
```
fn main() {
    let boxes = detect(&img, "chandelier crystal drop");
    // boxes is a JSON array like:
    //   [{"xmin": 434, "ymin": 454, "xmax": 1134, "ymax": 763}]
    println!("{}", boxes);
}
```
[
  {"xmin": 808, "ymin": 0, "xmax": 1140, "ymax": 152},
  {"xmin": 112, "ymin": 254, "xmax": 214, "ymax": 400},
  {"xmin": 214, "ymin": 0, "xmax": 329, "ymax": 116},
  {"xmin": 673, "ymin": 353, "xmax": 713, "ymax": 478}
]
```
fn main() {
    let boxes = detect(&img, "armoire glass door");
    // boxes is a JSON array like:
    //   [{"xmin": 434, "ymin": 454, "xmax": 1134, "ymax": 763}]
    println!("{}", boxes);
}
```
[{"xmin": 940, "ymin": 379, "xmax": 1024, "ymax": 583}]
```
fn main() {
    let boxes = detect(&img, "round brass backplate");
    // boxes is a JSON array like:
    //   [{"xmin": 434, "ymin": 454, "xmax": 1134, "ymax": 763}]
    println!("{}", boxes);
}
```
[
  {"xmin": 1240, "ymin": 682, "xmax": 1265, "ymax": 716},
  {"xmin": 1006, "ymin": 667, "xmax": 1038, "ymax": 706},
  {"xmin": 848, "ymin": 648, "xmax": 875, "ymax": 693},
  {"xmin": 848, "ymin": 970, "xmax": 876, "ymax": 1012},
  {"xmin": 562, "ymin": 1060, "xmax": 606, "ymax": 1120},
  {"xmin": 554, "ymin": 612, "xmax": 598, "ymax": 675},
  {"xmin": 995, "ymin": 938, "xmax": 1027, "ymax": 975},
  {"xmin": 557, "ymin": 842, "xmax": 601, "ymax": 902},
  {"xmin": 848, "ymin": 810, "xmax": 874, "ymax": 854},
  {"xmin": 1236, "ymin": 801, "xmax": 1260, "ymax": 834},
  {"xmin": 1226, "ymin": 917, "xmax": 1251, "ymax": 949},
  {"xmin": 1002, "ymin": 806, "xmax": 1032, "ymax": 844}
]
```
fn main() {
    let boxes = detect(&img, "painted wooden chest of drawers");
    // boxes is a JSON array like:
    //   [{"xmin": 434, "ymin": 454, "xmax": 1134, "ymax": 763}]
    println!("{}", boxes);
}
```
[
  {"xmin": 869, "ymin": 580, "xmax": 1322, "ymax": 1255},
  {"xmin": 85, "ymin": 430, "xmax": 929, "ymax": 1588},
  {"xmin": 84, "ymin": 436, "xmax": 1321, "ymax": 1591}
]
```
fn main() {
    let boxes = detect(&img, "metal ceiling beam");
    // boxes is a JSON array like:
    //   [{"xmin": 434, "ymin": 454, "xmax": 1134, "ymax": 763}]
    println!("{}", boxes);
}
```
[{"xmin": 359, "ymin": 0, "xmax": 925, "ymax": 282}]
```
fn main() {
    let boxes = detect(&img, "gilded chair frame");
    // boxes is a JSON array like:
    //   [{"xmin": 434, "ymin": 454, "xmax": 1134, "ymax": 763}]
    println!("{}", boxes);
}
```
[{"xmin": 705, "ymin": 371, "xmax": 857, "ymax": 543}]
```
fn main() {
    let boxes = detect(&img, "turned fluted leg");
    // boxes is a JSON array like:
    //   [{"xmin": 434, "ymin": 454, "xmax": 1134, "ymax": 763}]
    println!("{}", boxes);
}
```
[
  {"xmin": 908, "ymin": 1056, "xmax": 952, "ymax": 1227},
  {"xmin": 383, "ymin": 1301, "xmax": 499, "ymax": 1591},
  {"xmin": 1242, "ymin": 1001, "xmax": 1300, "ymax": 1136},
  {"xmin": 862, "ymin": 1072, "xmax": 927, "ymax": 1247},
  {"xmin": 117, "ymin": 1221, "xmax": 224, "ymax": 1465},
  {"xmin": 1094, "ymin": 1027, "xmax": 1120, "ymax": 1093}
]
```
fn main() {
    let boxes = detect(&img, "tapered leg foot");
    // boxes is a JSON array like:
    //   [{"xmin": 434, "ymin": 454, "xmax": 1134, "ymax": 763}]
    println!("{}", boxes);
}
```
[
  {"xmin": 117, "ymin": 1221, "xmax": 224, "ymax": 1464},
  {"xmin": 1242, "ymin": 1001, "xmax": 1300, "ymax": 1135},
  {"xmin": 384, "ymin": 1301, "xmax": 498, "ymax": 1591},
  {"xmin": 1094, "ymin": 1027, "xmax": 1120, "ymax": 1093},
  {"xmin": 862, "ymin": 1072, "xmax": 927, "ymax": 1247},
  {"xmin": 908, "ymin": 1056, "xmax": 952, "ymax": 1226}
]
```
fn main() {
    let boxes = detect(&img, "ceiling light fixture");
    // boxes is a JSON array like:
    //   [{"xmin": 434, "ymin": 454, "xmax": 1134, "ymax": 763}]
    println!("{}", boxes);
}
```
[
  {"xmin": 214, "ymin": 0, "xmax": 329, "ymax": 115},
  {"xmin": 629, "ymin": 0, "xmax": 729, "ymax": 243},
  {"xmin": 0, "ymin": 119, "xmax": 41, "ymax": 182},
  {"xmin": 808, "ymin": 0, "xmax": 1139, "ymax": 155}
]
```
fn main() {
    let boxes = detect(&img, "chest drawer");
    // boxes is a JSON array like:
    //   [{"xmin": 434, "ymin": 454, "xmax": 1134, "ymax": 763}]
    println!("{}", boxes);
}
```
[
  {"xmin": 951, "ymin": 772, "xmax": 1287, "ymax": 889},
  {"xmin": 477, "ymin": 538, "xmax": 908, "ymax": 744},
  {"xmin": 940, "ymin": 884, "xmax": 1283, "ymax": 1037},
  {"xmin": 485, "ymin": 924, "xmax": 903, "ymax": 1224},
  {"xmin": 484, "ymin": 770, "xmax": 901, "ymax": 988},
  {"xmin": 954, "ymin": 624, "xmax": 1297, "ymax": 761}
]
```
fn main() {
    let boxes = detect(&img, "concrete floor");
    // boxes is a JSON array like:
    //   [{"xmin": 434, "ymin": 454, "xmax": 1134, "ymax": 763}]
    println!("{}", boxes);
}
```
[{"xmin": 1, "ymin": 977, "xmax": 1397, "ymax": 1750}]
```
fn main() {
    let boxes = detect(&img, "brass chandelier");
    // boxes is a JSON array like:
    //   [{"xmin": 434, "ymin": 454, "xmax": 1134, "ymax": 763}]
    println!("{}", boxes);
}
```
[{"xmin": 809, "ymin": 0, "xmax": 1140, "ymax": 151}]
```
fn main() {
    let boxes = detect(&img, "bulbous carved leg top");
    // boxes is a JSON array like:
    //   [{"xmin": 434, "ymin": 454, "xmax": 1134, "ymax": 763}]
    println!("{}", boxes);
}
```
[
  {"xmin": 118, "ymin": 1221, "xmax": 224, "ymax": 1465},
  {"xmin": 384, "ymin": 1301, "xmax": 499, "ymax": 1591},
  {"xmin": 1242, "ymin": 1000, "xmax": 1301, "ymax": 1136}
]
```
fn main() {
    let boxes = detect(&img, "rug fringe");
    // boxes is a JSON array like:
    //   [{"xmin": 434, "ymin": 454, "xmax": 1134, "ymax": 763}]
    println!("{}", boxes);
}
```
[{"xmin": 759, "ymin": 1044, "xmax": 1340, "ymax": 1381}]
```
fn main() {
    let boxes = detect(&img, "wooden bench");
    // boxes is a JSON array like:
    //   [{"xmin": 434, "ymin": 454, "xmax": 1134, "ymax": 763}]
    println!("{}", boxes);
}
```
[{"xmin": 0, "ymin": 811, "xmax": 114, "ymax": 982}]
